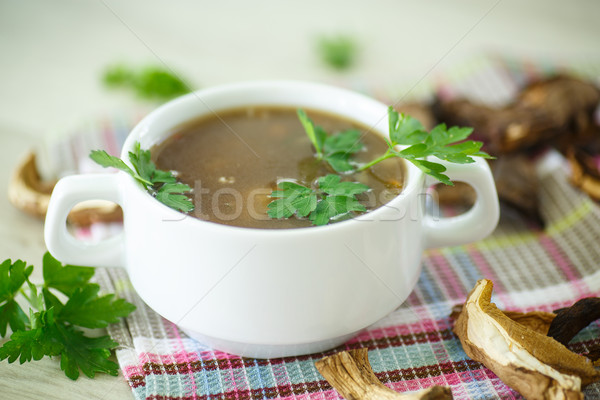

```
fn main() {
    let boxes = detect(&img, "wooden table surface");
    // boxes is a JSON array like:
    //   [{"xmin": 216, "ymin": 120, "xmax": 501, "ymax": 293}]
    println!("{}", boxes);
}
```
[{"xmin": 1, "ymin": 1, "xmax": 599, "ymax": 399}]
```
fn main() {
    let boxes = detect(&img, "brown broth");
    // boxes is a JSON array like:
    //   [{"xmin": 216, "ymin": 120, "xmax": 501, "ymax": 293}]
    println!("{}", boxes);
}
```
[{"xmin": 152, "ymin": 106, "xmax": 404, "ymax": 228}]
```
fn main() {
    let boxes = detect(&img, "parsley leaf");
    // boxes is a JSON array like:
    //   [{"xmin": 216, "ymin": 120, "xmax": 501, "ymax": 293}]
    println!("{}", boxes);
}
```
[
  {"xmin": 89, "ymin": 149, "xmax": 136, "ymax": 177},
  {"xmin": 0, "ymin": 309, "xmax": 63, "ymax": 364},
  {"xmin": 103, "ymin": 64, "xmax": 191, "ymax": 101},
  {"xmin": 296, "ymin": 110, "xmax": 363, "ymax": 173},
  {"xmin": 268, "ymin": 175, "xmax": 369, "ymax": 226},
  {"xmin": 0, "ymin": 300, "xmax": 29, "ymax": 338},
  {"xmin": 0, "ymin": 252, "xmax": 135, "ymax": 380},
  {"xmin": 42, "ymin": 252, "xmax": 94, "ymax": 297},
  {"xmin": 322, "ymin": 129, "xmax": 363, "ymax": 172},
  {"xmin": 156, "ymin": 183, "xmax": 194, "ymax": 213},
  {"xmin": 408, "ymin": 159, "xmax": 454, "ymax": 186},
  {"xmin": 58, "ymin": 284, "xmax": 136, "ymax": 329},
  {"xmin": 89, "ymin": 149, "xmax": 151, "ymax": 187},
  {"xmin": 318, "ymin": 174, "xmax": 369, "ymax": 196},
  {"xmin": 0, "ymin": 308, "xmax": 120, "ymax": 380},
  {"xmin": 388, "ymin": 111, "xmax": 428, "ymax": 145},
  {"xmin": 0, "ymin": 259, "xmax": 33, "ymax": 336},
  {"xmin": 316, "ymin": 35, "xmax": 358, "ymax": 71},
  {"xmin": 90, "ymin": 141, "xmax": 194, "ymax": 213},
  {"xmin": 268, "ymin": 181, "xmax": 318, "ymax": 219},
  {"xmin": 57, "ymin": 323, "xmax": 120, "ymax": 379},
  {"xmin": 310, "ymin": 195, "xmax": 366, "ymax": 226},
  {"xmin": 128, "ymin": 142, "xmax": 177, "ymax": 184}
]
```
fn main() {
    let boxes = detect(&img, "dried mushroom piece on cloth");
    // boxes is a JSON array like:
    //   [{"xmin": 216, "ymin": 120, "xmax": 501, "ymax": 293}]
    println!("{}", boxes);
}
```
[
  {"xmin": 548, "ymin": 298, "xmax": 600, "ymax": 354},
  {"xmin": 453, "ymin": 279, "xmax": 600, "ymax": 400},
  {"xmin": 315, "ymin": 349, "xmax": 453, "ymax": 400}
]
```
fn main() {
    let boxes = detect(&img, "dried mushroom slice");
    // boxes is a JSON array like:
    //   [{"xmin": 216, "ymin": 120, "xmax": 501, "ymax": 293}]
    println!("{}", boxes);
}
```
[
  {"xmin": 315, "ymin": 349, "xmax": 452, "ymax": 400},
  {"xmin": 548, "ymin": 297, "xmax": 600, "ymax": 346},
  {"xmin": 517, "ymin": 76, "xmax": 600, "ymax": 137},
  {"xmin": 567, "ymin": 133, "xmax": 600, "ymax": 201},
  {"xmin": 453, "ymin": 280, "xmax": 600, "ymax": 400},
  {"xmin": 502, "ymin": 309, "xmax": 556, "ymax": 334},
  {"xmin": 450, "ymin": 306, "xmax": 556, "ymax": 334}
]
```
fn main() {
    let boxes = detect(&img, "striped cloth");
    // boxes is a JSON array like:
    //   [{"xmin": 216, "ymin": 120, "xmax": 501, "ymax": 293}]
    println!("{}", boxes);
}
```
[{"xmin": 82, "ymin": 56, "xmax": 600, "ymax": 399}]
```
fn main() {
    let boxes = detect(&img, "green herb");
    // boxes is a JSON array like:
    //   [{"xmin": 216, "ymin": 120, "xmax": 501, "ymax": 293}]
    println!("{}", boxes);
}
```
[
  {"xmin": 0, "ymin": 253, "xmax": 136, "ymax": 380},
  {"xmin": 357, "ymin": 107, "xmax": 492, "ymax": 185},
  {"xmin": 103, "ymin": 64, "xmax": 191, "ymax": 101},
  {"xmin": 90, "ymin": 142, "xmax": 194, "ymax": 213},
  {"xmin": 297, "ymin": 110, "xmax": 363, "ymax": 173},
  {"xmin": 0, "ymin": 260, "xmax": 32, "ymax": 336},
  {"xmin": 267, "ymin": 174, "xmax": 369, "ymax": 226},
  {"xmin": 316, "ymin": 35, "xmax": 358, "ymax": 71}
]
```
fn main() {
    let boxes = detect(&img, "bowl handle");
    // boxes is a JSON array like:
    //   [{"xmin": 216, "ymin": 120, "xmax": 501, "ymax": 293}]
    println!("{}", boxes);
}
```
[
  {"xmin": 44, "ymin": 173, "xmax": 125, "ymax": 268},
  {"xmin": 423, "ymin": 157, "xmax": 499, "ymax": 249}
]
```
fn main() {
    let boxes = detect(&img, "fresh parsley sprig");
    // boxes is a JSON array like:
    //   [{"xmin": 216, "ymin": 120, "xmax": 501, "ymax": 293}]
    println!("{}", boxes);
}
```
[
  {"xmin": 268, "ymin": 174, "xmax": 369, "ymax": 226},
  {"xmin": 297, "ymin": 110, "xmax": 363, "ymax": 173},
  {"xmin": 0, "ymin": 253, "xmax": 136, "ymax": 380},
  {"xmin": 356, "ymin": 107, "xmax": 493, "ymax": 185},
  {"xmin": 90, "ymin": 142, "xmax": 194, "ymax": 213}
]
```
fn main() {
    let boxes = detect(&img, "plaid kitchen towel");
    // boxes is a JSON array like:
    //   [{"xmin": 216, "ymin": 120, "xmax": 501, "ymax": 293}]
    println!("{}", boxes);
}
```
[{"xmin": 71, "ymin": 55, "xmax": 600, "ymax": 399}]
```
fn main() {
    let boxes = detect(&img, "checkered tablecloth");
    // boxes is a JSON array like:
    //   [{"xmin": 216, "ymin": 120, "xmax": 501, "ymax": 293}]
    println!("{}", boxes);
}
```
[{"xmin": 71, "ymin": 56, "xmax": 599, "ymax": 399}]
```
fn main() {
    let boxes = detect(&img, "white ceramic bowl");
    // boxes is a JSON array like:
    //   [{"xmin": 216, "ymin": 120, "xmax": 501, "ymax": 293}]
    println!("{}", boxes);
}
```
[{"xmin": 45, "ymin": 81, "xmax": 499, "ymax": 358}]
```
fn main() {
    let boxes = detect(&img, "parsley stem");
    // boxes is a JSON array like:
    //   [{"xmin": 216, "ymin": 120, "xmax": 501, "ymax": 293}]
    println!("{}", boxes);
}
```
[
  {"xmin": 134, "ymin": 175, "xmax": 153, "ymax": 187},
  {"xmin": 356, "ymin": 151, "xmax": 395, "ymax": 172},
  {"xmin": 297, "ymin": 109, "xmax": 323, "ymax": 158}
]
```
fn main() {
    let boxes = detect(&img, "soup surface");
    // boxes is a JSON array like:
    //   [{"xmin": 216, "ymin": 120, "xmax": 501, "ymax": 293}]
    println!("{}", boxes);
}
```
[{"xmin": 152, "ymin": 106, "xmax": 404, "ymax": 228}]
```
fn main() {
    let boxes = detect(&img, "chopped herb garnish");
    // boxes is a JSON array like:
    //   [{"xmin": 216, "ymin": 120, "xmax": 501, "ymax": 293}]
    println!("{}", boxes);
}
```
[
  {"xmin": 90, "ymin": 142, "xmax": 194, "ymax": 213},
  {"xmin": 0, "ymin": 253, "xmax": 136, "ymax": 380}
]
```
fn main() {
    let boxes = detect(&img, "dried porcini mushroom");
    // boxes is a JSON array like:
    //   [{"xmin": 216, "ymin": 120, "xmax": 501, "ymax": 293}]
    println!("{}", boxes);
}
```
[
  {"xmin": 451, "ymin": 305, "xmax": 556, "ymax": 334},
  {"xmin": 453, "ymin": 279, "xmax": 600, "ymax": 400},
  {"xmin": 517, "ymin": 76, "xmax": 600, "ymax": 148},
  {"xmin": 548, "ymin": 297, "xmax": 600, "ymax": 347},
  {"xmin": 490, "ymin": 154, "xmax": 543, "ymax": 226},
  {"xmin": 501, "ymin": 309, "xmax": 557, "ymax": 334},
  {"xmin": 433, "ymin": 154, "xmax": 543, "ymax": 226},
  {"xmin": 433, "ymin": 76, "xmax": 600, "ymax": 154},
  {"xmin": 567, "ymin": 133, "xmax": 600, "ymax": 201},
  {"xmin": 315, "ymin": 348, "xmax": 452, "ymax": 400},
  {"xmin": 433, "ymin": 181, "xmax": 476, "ymax": 209},
  {"xmin": 429, "ymin": 75, "xmax": 600, "ymax": 220}
]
